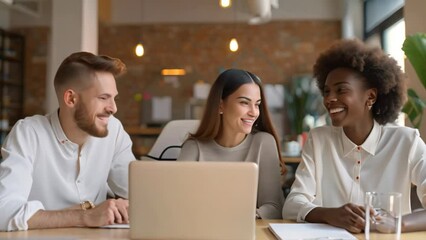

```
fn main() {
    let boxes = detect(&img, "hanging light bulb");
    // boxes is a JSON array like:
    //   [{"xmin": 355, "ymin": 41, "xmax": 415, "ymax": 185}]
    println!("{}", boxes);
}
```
[
  {"xmin": 229, "ymin": 38, "xmax": 238, "ymax": 52},
  {"xmin": 135, "ymin": 43, "xmax": 144, "ymax": 57},
  {"xmin": 220, "ymin": 0, "xmax": 231, "ymax": 8}
]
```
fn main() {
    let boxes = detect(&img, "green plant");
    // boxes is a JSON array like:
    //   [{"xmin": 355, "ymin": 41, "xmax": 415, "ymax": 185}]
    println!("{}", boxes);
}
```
[
  {"xmin": 284, "ymin": 75, "xmax": 324, "ymax": 136},
  {"xmin": 402, "ymin": 33, "xmax": 426, "ymax": 128}
]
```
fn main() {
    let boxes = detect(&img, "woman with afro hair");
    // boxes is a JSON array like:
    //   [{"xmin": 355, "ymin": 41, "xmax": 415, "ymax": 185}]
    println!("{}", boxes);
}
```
[{"xmin": 282, "ymin": 39, "xmax": 426, "ymax": 233}]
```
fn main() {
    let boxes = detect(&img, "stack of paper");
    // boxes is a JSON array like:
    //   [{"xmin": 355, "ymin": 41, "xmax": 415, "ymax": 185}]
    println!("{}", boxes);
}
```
[
  {"xmin": 269, "ymin": 223, "xmax": 356, "ymax": 240},
  {"xmin": 100, "ymin": 224, "xmax": 130, "ymax": 229}
]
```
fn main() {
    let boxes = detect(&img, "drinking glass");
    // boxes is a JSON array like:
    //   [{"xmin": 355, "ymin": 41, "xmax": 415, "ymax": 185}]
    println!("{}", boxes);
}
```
[{"xmin": 364, "ymin": 192, "xmax": 402, "ymax": 240}]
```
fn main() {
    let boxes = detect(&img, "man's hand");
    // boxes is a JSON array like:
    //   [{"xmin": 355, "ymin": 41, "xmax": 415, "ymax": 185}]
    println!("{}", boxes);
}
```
[
  {"xmin": 83, "ymin": 198, "xmax": 129, "ymax": 227},
  {"xmin": 306, "ymin": 203, "xmax": 366, "ymax": 233},
  {"xmin": 28, "ymin": 198, "xmax": 129, "ymax": 229}
]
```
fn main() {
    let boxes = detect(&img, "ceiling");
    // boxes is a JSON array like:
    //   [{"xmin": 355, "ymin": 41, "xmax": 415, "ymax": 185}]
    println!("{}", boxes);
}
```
[{"xmin": 2, "ymin": 0, "xmax": 342, "ymax": 28}]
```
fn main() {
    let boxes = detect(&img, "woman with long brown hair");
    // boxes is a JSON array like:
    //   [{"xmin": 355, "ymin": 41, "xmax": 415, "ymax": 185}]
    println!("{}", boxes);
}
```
[{"xmin": 178, "ymin": 69, "xmax": 284, "ymax": 219}]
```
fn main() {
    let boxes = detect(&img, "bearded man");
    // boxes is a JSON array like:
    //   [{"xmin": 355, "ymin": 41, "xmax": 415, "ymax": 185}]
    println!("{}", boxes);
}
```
[{"xmin": 0, "ymin": 52, "xmax": 135, "ymax": 231}]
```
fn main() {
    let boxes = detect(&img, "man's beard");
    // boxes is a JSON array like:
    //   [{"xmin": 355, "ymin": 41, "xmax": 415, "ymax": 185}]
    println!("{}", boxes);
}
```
[{"xmin": 74, "ymin": 101, "xmax": 109, "ymax": 137}]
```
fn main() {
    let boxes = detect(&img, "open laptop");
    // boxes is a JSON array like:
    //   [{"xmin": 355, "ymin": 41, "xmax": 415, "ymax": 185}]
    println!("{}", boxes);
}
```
[{"xmin": 129, "ymin": 161, "xmax": 259, "ymax": 240}]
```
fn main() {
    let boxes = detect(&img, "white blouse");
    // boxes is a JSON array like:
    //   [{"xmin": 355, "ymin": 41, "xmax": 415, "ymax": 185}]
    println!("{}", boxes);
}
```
[
  {"xmin": 0, "ymin": 111, "xmax": 135, "ymax": 231},
  {"xmin": 282, "ymin": 121, "xmax": 426, "ymax": 222}
]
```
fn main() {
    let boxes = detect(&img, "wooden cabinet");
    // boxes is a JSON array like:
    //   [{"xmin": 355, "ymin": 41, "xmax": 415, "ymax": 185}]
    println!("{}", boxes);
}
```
[{"xmin": 0, "ymin": 29, "xmax": 25, "ymax": 144}]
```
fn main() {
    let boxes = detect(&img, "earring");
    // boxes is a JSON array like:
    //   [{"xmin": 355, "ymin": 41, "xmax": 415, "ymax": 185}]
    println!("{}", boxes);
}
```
[{"xmin": 367, "ymin": 101, "xmax": 374, "ymax": 110}]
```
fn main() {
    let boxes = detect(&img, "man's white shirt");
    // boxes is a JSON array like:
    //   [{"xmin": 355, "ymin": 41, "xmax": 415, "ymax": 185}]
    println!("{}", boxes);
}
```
[{"xmin": 0, "ymin": 111, "xmax": 135, "ymax": 231}]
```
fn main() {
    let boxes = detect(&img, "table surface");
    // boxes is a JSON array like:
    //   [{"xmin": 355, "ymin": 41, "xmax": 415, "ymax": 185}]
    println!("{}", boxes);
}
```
[{"xmin": 1, "ymin": 220, "xmax": 425, "ymax": 239}]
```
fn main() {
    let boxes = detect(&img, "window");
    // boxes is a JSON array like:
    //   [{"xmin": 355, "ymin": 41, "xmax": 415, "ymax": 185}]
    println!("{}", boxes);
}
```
[
  {"xmin": 364, "ymin": 4, "xmax": 405, "ymax": 125},
  {"xmin": 383, "ymin": 19, "xmax": 405, "ymax": 71},
  {"xmin": 364, "ymin": 3, "xmax": 405, "ymax": 69}
]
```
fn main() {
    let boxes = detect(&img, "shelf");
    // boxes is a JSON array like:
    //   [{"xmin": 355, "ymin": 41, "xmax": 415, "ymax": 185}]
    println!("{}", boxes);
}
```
[
  {"xmin": 0, "ymin": 55, "xmax": 22, "ymax": 62},
  {"xmin": 0, "ymin": 28, "xmax": 24, "ymax": 147},
  {"xmin": 0, "ymin": 79, "xmax": 23, "ymax": 87},
  {"xmin": 282, "ymin": 156, "xmax": 302, "ymax": 164},
  {"xmin": 2, "ymin": 103, "xmax": 23, "ymax": 110},
  {"xmin": 124, "ymin": 126, "xmax": 163, "ymax": 158},
  {"xmin": 132, "ymin": 146, "xmax": 151, "ymax": 157},
  {"xmin": 125, "ymin": 126, "xmax": 162, "ymax": 136}
]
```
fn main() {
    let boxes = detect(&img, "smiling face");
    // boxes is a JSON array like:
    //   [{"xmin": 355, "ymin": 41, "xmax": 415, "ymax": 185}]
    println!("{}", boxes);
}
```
[
  {"xmin": 219, "ymin": 83, "xmax": 261, "ymax": 140},
  {"xmin": 74, "ymin": 71, "xmax": 118, "ymax": 137},
  {"xmin": 323, "ymin": 68, "xmax": 376, "ymax": 129}
]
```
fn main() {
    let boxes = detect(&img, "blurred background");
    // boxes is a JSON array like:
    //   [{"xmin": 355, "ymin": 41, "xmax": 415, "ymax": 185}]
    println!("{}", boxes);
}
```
[{"xmin": 0, "ymin": 0, "xmax": 424, "ymax": 158}]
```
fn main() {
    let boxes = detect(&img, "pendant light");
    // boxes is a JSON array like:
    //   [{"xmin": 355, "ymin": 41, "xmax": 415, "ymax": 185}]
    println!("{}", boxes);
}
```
[
  {"xmin": 220, "ymin": 0, "xmax": 231, "ymax": 8},
  {"xmin": 229, "ymin": 38, "xmax": 238, "ymax": 52},
  {"xmin": 135, "ymin": 2, "xmax": 144, "ymax": 57},
  {"xmin": 135, "ymin": 42, "xmax": 144, "ymax": 57},
  {"xmin": 229, "ymin": 0, "xmax": 238, "ymax": 52}
]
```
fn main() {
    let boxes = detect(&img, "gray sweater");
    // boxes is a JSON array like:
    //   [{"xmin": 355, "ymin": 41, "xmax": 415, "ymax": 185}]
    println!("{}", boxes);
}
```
[{"xmin": 177, "ymin": 132, "xmax": 284, "ymax": 219}]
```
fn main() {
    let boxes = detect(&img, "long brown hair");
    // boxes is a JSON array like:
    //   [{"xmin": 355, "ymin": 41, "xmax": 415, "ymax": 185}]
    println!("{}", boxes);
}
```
[{"xmin": 190, "ymin": 69, "xmax": 283, "ymax": 165}]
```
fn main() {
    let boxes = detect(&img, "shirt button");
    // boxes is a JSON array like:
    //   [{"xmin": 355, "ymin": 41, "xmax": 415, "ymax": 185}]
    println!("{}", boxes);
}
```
[
  {"xmin": 357, "ymin": 146, "xmax": 361, "ymax": 151},
  {"xmin": 357, "ymin": 161, "xmax": 361, "ymax": 164},
  {"xmin": 356, "ymin": 176, "xmax": 359, "ymax": 180}
]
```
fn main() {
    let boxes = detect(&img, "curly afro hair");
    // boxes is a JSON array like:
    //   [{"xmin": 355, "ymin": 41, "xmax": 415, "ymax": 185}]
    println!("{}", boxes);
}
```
[{"xmin": 313, "ymin": 39, "xmax": 406, "ymax": 125}]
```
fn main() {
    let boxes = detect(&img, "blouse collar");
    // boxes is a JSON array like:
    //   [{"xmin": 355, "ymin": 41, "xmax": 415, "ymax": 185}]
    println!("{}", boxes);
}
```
[{"xmin": 341, "ymin": 120, "xmax": 381, "ymax": 157}]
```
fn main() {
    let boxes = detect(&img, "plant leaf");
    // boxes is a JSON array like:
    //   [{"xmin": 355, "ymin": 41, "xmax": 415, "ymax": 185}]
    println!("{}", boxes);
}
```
[
  {"xmin": 402, "ymin": 89, "xmax": 425, "ymax": 128},
  {"xmin": 402, "ymin": 33, "xmax": 426, "ymax": 89}
]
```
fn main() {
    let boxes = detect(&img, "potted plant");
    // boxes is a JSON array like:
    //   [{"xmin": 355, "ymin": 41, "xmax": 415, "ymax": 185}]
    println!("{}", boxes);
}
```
[
  {"xmin": 284, "ymin": 74, "xmax": 324, "ymax": 137},
  {"xmin": 401, "ymin": 33, "xmax": 426, "ymax": 129}
]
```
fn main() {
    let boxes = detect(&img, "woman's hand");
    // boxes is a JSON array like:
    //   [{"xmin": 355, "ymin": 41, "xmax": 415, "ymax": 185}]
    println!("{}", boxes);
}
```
[
  {"xmin": 325, "ymin": 203, "xmax": 366, "ymax": 233},
  {"xmin": 306, "ymin": 203, "xmax": 366, "ymax": 233}
]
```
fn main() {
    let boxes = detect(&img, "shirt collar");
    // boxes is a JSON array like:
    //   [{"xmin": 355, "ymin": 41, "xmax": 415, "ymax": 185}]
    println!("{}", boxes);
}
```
[
  {"xmin": 49, "ymin": 109, "xmax": 71, "ymax": 144},
  {"xmin": 341, "ymin": 120, "xmax": 381, "ymax": 156}
]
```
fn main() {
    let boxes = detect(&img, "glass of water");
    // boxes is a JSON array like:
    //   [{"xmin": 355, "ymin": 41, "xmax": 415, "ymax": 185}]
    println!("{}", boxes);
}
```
[{"xmin": 364, "ymin": 192, "xmax": 402, "ymax": 240}]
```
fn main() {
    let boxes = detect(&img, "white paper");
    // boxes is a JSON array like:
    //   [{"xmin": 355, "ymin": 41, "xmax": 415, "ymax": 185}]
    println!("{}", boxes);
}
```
[
  {"xmin": 99, "ymin": 223, "xmax": 130, "ymax": 229},
  {"xmin": 268, "ymin": 223, "xmax": 356, "ymax": 240},
  {"xmin": 152, "ymin": 96, "xmax": 172, "ymax": 121}
]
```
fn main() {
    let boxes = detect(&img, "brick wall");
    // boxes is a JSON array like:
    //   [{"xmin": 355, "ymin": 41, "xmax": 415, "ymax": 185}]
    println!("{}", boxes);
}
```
[{"xmin": 14, "ymin": 20, "xmax": 341, "ymax": 127}]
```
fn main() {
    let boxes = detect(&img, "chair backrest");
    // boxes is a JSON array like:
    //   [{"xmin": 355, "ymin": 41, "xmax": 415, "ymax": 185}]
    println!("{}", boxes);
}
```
[{"xmin": 142, "ymin": 119, "xmax": 200, "ymax": 160}]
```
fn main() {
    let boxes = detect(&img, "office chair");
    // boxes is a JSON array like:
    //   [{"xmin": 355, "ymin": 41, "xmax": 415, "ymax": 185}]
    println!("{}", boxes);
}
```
[{"xmin": 141, "ymin": 119, "xmax": 200, "ymax": 161}]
